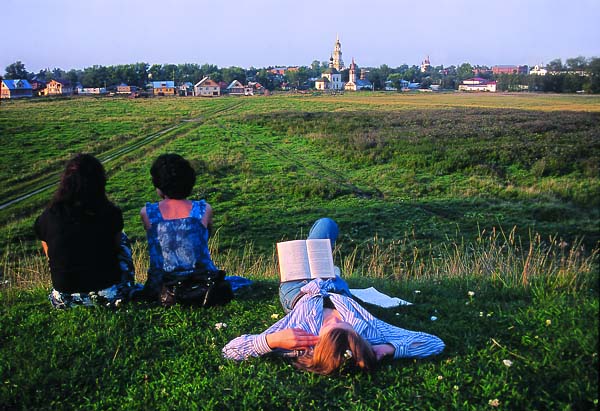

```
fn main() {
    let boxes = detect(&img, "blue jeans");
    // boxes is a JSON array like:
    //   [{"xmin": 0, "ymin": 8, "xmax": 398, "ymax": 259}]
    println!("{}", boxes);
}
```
[{"xmin": 279, "ymin": 218, "xmax": 351, "ymax": 313}]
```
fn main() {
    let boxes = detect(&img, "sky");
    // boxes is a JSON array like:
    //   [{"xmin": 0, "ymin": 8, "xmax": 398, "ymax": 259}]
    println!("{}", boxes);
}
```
[{"xmin": 1, "ymin": 0, "xmax": 599, "ymax": 73}]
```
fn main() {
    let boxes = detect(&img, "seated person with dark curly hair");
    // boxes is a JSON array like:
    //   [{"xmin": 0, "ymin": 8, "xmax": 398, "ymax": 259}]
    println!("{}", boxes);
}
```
[{"xmin": 138, "ymin": 153, "xmax": 229, "ymax": 303}]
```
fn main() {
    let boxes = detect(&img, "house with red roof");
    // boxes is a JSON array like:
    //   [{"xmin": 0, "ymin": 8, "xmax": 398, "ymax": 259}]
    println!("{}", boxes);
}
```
[{"xmin": 194, "ymin": 77, "xmax": 221, "ymax": 97}]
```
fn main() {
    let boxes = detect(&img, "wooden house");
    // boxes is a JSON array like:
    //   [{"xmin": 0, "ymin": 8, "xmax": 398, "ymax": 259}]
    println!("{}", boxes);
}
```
[
  {"xmin": 44, "ymin": 79, "xmax": 73, "ymax": 96},
  {"xmin": 152, "ymin": 81, "xmax": 176, "ymax": 96},
  {"xmin": 226, "ymin": 80, "xmax": 245, "ymax": 95},
  {"xmin": 0, "ymin": 79, "xmax": 33, "ymax": 99},
  {"xmin": 117, "ymin": 83, "xmax": 138, "ymax": 94},
  {"xmin": 194, "ymin": 77, "xmax": 220, "ymax": 97}
]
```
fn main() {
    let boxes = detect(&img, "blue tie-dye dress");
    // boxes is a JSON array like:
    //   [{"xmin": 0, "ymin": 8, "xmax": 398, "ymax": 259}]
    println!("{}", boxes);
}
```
[{"xmin": 145, "ymin": 200, "xmax": 218, "ymax": 290}]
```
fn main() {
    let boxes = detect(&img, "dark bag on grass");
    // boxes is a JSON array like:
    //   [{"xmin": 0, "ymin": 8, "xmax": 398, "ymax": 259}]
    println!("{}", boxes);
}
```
[{"xmin": 160, "ymin": 269, "xmax": 233, "ymax": 308}]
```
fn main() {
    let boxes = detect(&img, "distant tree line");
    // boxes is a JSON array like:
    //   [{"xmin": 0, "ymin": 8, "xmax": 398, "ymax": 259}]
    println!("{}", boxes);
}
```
[{"xmin": 3, "ymin": 56, "xmax": 599, "ymax": 93}]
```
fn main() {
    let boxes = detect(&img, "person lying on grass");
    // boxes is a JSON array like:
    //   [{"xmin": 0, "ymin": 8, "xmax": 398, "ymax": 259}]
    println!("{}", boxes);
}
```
[
  {"xmin": 34, "ymin": 153, "xmax": 136, "ymax": 308},
  {"xmin": 223, "ymin": 218, "xmax": 444, "ymax": 374},
  {"xmin": 137, "ymin": 153, "xmax": 232, "ymax": 305}
]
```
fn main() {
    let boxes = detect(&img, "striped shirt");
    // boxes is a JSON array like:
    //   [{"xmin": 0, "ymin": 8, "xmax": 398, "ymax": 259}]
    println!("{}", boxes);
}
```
[{"xmin": 222, "ymin": 279, "xmax": 444, "ymax": 360}]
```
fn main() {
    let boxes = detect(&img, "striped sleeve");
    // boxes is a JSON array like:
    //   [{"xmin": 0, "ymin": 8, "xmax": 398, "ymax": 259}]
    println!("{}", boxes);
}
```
[
  {"xmin": 335, "ymin": 294, "xmax": 444, "ymax": 359},
  {"xmin": 222, "ymin": 333, "xmax": 273, "ymax": 360},
  {"xmin": 222, "ymin": 298, "xmax": 320, "ymax": 360},
  {"xmin": 373, "ymin": 319, "xmax": 445, "ymax": 359}
]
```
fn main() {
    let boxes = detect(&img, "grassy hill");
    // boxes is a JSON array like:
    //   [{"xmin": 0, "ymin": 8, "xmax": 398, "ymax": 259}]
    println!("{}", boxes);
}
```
[{"xmin": 0, "ymin": 92, "xmax": 598, "ymax": 409}]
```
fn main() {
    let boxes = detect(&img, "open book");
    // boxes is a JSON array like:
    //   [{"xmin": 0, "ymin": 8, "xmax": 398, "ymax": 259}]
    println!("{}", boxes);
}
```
[{"xmin": 277, "ymin": 239, "xmax": 335, "ymax": 282}]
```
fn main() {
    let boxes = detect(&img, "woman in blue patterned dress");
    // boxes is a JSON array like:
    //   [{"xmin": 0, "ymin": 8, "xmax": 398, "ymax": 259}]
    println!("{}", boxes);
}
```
[{"xmin": 138, "ymin": 153, "xmax": 222, "ymax": 301}]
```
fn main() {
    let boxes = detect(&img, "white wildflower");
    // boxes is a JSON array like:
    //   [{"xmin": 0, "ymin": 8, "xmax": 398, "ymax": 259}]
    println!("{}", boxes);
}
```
[
  {"xmin": 430, "ymin": 316, "xmax": 438, "ymax": 321},
  {"xmin": 215, "ymin": 322, "xmax": 227, "ymax": 330},
  {"xmin": 503, "ymin": 359, "xmax": 513, "ymax": 367},
  {"xmin": 489, "ymin": 398, "xmax": 500, "ymax": 407},
  {"xmin": 468, "ymin": 291, "xmax": 475, "ymax": 297}
]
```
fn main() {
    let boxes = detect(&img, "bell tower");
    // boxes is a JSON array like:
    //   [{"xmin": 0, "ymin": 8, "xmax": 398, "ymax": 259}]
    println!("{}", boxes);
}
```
[
  {"xmin": 349, "ymin": 57, "xmax": 357, "ymax": 83},
  {"xmin": 332, "ymin": 34, "xmax": 344, "ymax": 71}
]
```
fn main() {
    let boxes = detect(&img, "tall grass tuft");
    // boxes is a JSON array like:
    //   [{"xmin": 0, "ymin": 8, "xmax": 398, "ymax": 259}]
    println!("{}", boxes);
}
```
[
  {"xmin": 2, "ymin": 227, "xmax": 597, "ymax": 299},
  {"xmin": 347, "ymin": 226, "xmax": 598, "ymax": 293}
]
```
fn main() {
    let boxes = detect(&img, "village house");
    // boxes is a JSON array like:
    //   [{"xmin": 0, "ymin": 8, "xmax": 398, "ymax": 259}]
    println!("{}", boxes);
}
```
[
  {"xmin": 269, "ymin": 67, "xmax": 287, "ymax": 76},
  {"xmin": 472, "ymin": 66, "xmax": 492, "ymax": 76},
  {"xmin": 314, "ymin": 76, "xmax": 330, "ymax": 90},
  {"xmin": 152, "ymin": 81, "xmax": 176, "ymax": 96},
  {"xmin": 529, "ymin": 65, "xmax": 548, "ymax": 75},
  {"xmin": 194, "ymin": 77, "xmax": 221, "ymax": 97},
  {"xmin": 458, "ymin": 77, "xmax": 497, "ymax": 92},
  {"xmin": 30, "ymin": 77, "xmax": 46, "ymax": 96},
  {"xmin": 218, "ymin": 81, "xmax": 228, "ymax": 92},
  {"xmin": 178, "ymin": 82, "xmax": 194, "ymax": 96},
  {"xmin": 492, "ymin": 65, "xmax": 528, "ymax": 75},
  {"xmin": 79, "ymin": 88, "xmax": 107, "ymax": 95},
  {"xmin": 0, "ymin": 79, "xmax": 33, "ymax": 99},
  {"xmin": 44, "ymin": 79, "xmax": 73, "ymax": 96},
  {"xmin": 117, "ymin": 83, "xmax": 138, "ymax": 94},
  {"xmin": 245, "ymin": 81, "xmax": 265, "ymax": 96},
  {"xmin": 76, "ymin": 83, "xmax": 107, "ymax": 95},
  {"xmin": 226, "ymin": 80, "xmax": 245, "ymax": 95}
]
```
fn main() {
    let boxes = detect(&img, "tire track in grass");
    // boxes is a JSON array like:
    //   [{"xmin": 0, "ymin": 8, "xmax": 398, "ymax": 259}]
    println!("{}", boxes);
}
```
[
  {"xmin": 216, "ymin": 121, "xmax": 383, "ymax": 199},
  {"xmin": 217, "ymin": 121, "xmax": 456, "ymax": 224},
  {"xmin": 0, "ymin": 101, "xmax": 244, "ymax": 211}
]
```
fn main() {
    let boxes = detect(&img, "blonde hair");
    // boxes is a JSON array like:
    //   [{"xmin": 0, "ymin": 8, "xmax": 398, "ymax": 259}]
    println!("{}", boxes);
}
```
[{"xmin": 294, "ymin": 328, "xmax": 377, "ymax": 375}]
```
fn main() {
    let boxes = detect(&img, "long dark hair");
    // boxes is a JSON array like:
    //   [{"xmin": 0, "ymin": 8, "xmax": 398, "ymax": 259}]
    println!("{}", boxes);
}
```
[{"xmin": 49, "ymin": 154, "xmax": 110, "ymax": 213}]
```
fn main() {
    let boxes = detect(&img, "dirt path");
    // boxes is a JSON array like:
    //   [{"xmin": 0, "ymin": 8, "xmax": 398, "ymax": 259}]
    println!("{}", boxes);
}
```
[{"xmin": 0, "ymin": 101, "xmax": 244, "ymax": 211}]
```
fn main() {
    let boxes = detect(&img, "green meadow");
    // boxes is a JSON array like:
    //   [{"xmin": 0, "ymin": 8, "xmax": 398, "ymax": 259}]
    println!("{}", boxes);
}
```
[{"xmin": 1, "ymin": 92, "xmax": 598, "ymax": 410}]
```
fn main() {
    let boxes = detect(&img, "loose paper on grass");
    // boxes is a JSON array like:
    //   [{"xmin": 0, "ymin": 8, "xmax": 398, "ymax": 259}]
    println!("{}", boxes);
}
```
[{"xmin": 350, "ymin": 287, "xmax": 413, "ymax": 308}]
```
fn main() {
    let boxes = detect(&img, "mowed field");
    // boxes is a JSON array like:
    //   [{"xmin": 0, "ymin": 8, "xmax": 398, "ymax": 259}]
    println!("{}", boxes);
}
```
[{"xmin": 0, "ymin": 92, "xmax": 598, "ymax": 410}]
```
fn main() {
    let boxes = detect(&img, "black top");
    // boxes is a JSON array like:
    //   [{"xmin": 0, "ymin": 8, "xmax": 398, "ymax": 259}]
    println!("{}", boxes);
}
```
[
  {"xmin": 34, "ymin": 203, "xmax": 123, "ymax": 293},
  {"xmin": 323, "ymin": 296, "xmax": 335, "ymax": 309}
]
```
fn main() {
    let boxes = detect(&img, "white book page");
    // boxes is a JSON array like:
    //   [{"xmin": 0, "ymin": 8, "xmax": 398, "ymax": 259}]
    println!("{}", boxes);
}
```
[
  {"xmin": 306, "ymin": 239, "xmax": 335, "ymax": 278},
  {"xmin": 277, "ymin": 240, "xmax": 312, "ymax": 282}
]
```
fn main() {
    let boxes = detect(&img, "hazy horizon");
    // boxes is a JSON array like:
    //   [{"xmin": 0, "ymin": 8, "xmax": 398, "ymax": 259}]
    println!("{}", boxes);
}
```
[{"xmin": 2, "ymin": 0, "xmax": 599, "ymax": 73}]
